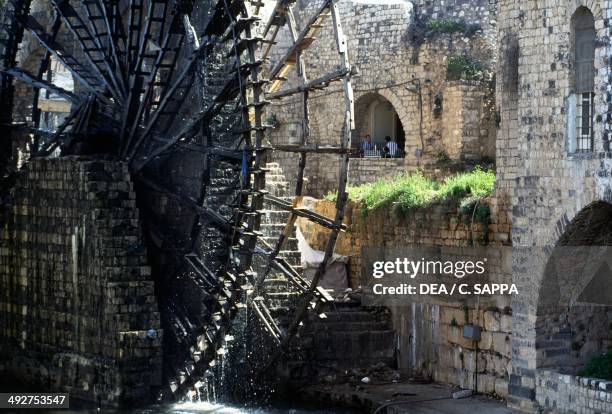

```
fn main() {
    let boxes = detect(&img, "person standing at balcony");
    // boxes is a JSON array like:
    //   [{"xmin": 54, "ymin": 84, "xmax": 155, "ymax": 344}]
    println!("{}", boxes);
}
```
[
  {"xmin": 361, "ymin": 134, "xmax": 375, "ymax": 157},
  {"xmin": 383, "ymin": 136, "xmax": 398, "ymax": 158}
]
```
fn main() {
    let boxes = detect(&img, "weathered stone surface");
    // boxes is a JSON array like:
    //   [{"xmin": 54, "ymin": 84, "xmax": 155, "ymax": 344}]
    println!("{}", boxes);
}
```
[
  {"xmin": 266, "ymin": 0, "xmax": 497, "ymax": 197},
  {"xmin": 299, "ymin": 198, "xmax": 512, "ymax": 398},
  {"xmin": 0, "ymin": 158, "xmax": 161, "ymax": 407}
]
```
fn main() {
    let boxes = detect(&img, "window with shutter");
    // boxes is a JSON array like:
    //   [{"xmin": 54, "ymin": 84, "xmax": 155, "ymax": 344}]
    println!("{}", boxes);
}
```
[{"xmin": 572, "ymin": 8, "xmax": 596, "ymax": 152}]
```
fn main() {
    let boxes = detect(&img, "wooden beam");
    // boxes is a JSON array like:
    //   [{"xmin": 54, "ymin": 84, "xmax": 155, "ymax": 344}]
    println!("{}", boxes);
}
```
[
  {"xmin": 18, "ymin": 14, "xmax": 111, "ymax": 105},
  {"xmin": 271, "ymin": 0, "xmax": 355, "ymax": 364},
  {"xmin": 51, "ymin": 0, "xmax": 122, "ymax": 102},
  {"xmin": 3, "ymin": 67, "xmax": 79, "ymax": 103},
  {"xmin": 264, "ymin": 194, "xmax": 346, "ymax": 231},
  {"xmin": 268, "ymin": 0, "xmax": 333, "ymax": 93},
  {"xmin": 267, "ymin": 67, "xmax": 348, "ymax": 100},
  {"xmin": 250, "ymin": 299, "xmax": 282, "ymax": 344}
]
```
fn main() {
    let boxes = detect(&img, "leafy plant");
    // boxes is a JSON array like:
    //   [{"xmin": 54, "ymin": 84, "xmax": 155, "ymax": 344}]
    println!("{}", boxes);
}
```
[
  {"xmin": 425, "ymin": 19, "xmax": 481, "ymax": 38},
  {"xmin": 439, "ymin": 167, "xmax": 495, "ymax": 200},
  {"xmin": 447, "ymin": 56, "xmax": 486, "ymax": 81},
  {"xmin": 460, "ymin": 197, "xmax": 492, "ymax": 226},
  {"xmin": 577, "ymin": 352, "xmax": 612, "ymax": 380},
  {"xmin": 436, "ymin": 151, "xmax": 451, "ymax": 163},
  {"xmin": 266, "ymin": 113, "xmax": 280, "ymax": 129}
]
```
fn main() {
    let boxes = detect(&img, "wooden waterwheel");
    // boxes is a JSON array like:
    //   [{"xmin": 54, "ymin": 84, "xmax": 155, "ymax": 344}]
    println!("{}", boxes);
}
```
[{"xmin": 0, "ymin": 0, "xmax": 354, "ymax": 401}]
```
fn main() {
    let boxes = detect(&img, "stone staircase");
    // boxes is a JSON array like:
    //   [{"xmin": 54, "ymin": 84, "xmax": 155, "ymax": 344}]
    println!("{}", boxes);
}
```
[
  {"xmin": 306, "ymin": 301, "xmax": 396, "ymax": 369},
  {"xmin": 257, "ymin": 162, "xmax": 302, "ymax": 316},
  {"xmin": 256, "ymin": 164, "xmax": 397, "ymax": 385},
  {"xmin": 285, "ymin": 300, "xmax": 397, "ymax": 384}
]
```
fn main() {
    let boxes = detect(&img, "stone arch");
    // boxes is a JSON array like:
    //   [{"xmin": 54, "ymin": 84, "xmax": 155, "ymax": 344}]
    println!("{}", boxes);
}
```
[
  {"xmin": 567, "ymin": 0, "xmax": 601, "ymax": 20},
  {"xmin": 10, "ymin": 0, "xmax": 78, "ymax": 166},
  {"xmin": 353, "ymin": 91, "xmax": 408, "ymax": 156},
  {"xmin": 535, "ymin": 201, "xmax": 612, "ymax": 373},
  {"xmin": 14, "ymin": 0, "xmax": 77, "ymax": 124}
]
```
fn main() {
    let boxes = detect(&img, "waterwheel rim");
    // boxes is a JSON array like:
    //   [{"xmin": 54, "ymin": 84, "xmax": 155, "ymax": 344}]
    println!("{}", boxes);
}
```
[{"xmin": 0, "ymin": 0, "xmax": 354, "ymax": 403}]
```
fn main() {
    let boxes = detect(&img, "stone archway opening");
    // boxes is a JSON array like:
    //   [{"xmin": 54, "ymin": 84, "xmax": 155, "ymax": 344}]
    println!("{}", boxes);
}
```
[
  {"xmin": 36, "ymin": 56, "xmax": 75, "ymax": 132},
  {"xmin": 12, "ymin": 52, "xmax": 76, "ymax": 165},
  {"xmin": 536, "ymin": 201, "xmax": 612, "ymax": 374},
  {"xmin": 353, "ymin": 93, "xmax": 406, "ymax": 157}
]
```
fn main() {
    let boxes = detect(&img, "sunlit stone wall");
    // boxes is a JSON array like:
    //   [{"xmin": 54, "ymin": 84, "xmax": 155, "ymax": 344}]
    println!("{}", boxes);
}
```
[{"xmin": 266, "ymin": 0, "xmax": 498, "ymax": 197}]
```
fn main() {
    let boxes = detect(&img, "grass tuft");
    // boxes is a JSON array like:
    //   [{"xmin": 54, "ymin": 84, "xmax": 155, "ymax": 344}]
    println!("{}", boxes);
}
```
[{"xmin": 325, "ymin": 168, "xmax": 495, "ymax": 217}]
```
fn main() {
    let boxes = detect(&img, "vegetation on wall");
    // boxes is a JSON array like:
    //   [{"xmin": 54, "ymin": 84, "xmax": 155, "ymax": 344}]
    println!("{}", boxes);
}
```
[
  {"xmin": 425, "ymin": 19, "xmax": 481, "ymax": 38},
  {"xmin": 407, "ymin": 16, "xmax": 482, "ymax": 65},
  {"xmin": 446, "ymin": 56, "xmax": 487, "ymax": 81},
  {"xmin": 325, "ymin": 168, "xmax": 495, "ymax": 218},
  {"xmin": 459, "ymin": 197, "xmax": 491, "ymax": 226},
  {"xmin": 577, "ymin": 352, "xmax": 612, "ymax": 381},
  {"xmin": 266, "ymin": 113, "xmax": 280, "ymax": 129}
]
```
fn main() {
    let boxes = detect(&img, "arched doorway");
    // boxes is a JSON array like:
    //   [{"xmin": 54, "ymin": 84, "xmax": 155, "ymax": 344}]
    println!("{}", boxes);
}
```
[
  {"xmin": 536, "ymin": 201, "xmax": 612, "ymax": 373},
  {"xmin": 353, "ymin": 93, "xmax": 405, "ymax": 157}
]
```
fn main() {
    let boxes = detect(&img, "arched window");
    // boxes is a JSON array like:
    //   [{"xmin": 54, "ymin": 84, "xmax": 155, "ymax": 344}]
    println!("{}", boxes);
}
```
[{"xmin": 571, "ymin": 7, "xmax": 596, "ymax": 152}]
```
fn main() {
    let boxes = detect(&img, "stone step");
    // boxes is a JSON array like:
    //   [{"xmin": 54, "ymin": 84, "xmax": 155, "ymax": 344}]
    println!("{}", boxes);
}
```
[
  {"xmin": 265, "ymin": 173, "xmax": 287, "ymax": 181},
  {"xmin": 260, "ymin": 211, "xmax": 291, "ymax": 225},
  {"xmin": 308, "ymin": 320, "xmax": 390, "ymax": 332},
  {"xmin": 263, "ymin": 236, "xmax": 298, "ymax": 250},
  {"xmin": 309, "ymin": 330, "xmax": 396, "ymax": 360}
]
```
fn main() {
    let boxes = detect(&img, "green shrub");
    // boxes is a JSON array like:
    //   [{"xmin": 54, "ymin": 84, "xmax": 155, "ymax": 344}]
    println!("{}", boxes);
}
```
[
  {"xmin": 460, "ymin": 197, "xmax": 492, "ymax": 226},
  {"xmin": 325, "ymin": 168, "xmax": 496, "ymax": 218},
  {"xmin": 447, "ymin": 56, "xmax": 486, "ymax": 81},
  {"xmin": 577, "ymin": 352, "xmax": 612, "ymax": 380},
  {"xmin": 266, "ymin": 113, "xmax": 280, "ymax": 128},
  {"xmin": 425, "ymin": 19, "xmax": 481, "ymax": 37}
]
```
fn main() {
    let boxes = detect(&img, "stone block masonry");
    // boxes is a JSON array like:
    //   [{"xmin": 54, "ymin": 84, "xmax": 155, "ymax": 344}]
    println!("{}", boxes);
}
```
[
  {"xmin": 536, "ymin": 370, "xmax": 612, "ymax": 414},
  {"xmin": 265, "ymin": 0, "xmax": 498, "ymax": 197},
  {"xmin": 495, "ymin": 0, "xmax": 612, "ymax": 412},
  {"xmin": 298, "ymin": 197, "xmax": 513, "ymax": 397},
  {"xmin": 300, "ymin": 197, "xmax": 511, "ymax": 288},
  {"xmin": 0, "ymin": 157, "xmax": 162, "ymax": 407}
]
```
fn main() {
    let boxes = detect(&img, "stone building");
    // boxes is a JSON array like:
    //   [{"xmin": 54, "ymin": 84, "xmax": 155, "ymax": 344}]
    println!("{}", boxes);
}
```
[
  {"xmin": 266, "ymin": 0, "xmax": 498, "ymax": 197},
  {"xmin": 495, "ymin": 0, "xmax": 612, "ymax": 412}
]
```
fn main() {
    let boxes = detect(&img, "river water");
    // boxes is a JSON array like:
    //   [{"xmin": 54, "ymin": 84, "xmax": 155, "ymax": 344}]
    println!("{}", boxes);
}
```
[{"xmin": 13, "ymin": 401, "xmax": 355, "ymax": 414}]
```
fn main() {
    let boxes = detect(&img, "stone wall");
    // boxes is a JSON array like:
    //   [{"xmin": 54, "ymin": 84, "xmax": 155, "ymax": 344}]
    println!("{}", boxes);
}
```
[
  {"xmin": 443, "ymin": 81, "xmax": 496, "ymax": 161},
  {"xmin": 494, "ymin": 0, "xmax": 612, "ymax": 411},
  {"xmin": 266, "ymin": 0, "xmax": 497, "ymax": 197},
  {"xmin": 535, "ymin": 370, "xmax": 612, "ymax": 414},
  {"xmin": 0, "ymin": 157, "xmax": 162, "ymax": 406},
  {"xmin": 298, "ymin": 196, "xmax": 513, "ymax": 396},
  {"xmin": 300, "ymin": 197, "xmax": 511, "ymax": 287}
]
